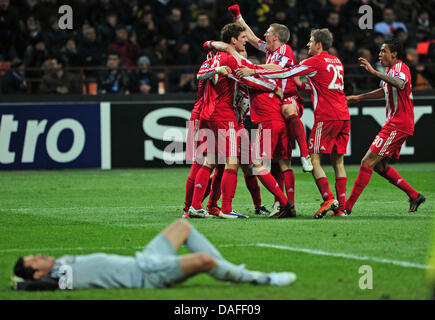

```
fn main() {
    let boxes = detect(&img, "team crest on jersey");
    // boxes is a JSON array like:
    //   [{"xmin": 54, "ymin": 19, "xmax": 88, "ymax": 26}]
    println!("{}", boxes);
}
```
[{"xmin": 273, "ymin": 54, "xmax": 283, "ymax": 62}]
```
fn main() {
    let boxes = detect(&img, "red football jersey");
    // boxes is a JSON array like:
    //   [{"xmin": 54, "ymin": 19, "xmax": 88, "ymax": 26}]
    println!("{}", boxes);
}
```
[
  {"xmin": 197, "ymin": 51, "xmax": 280, "ymax": 122},
  {"xmin": 258, "ymin": 41, "xmax": 299, "ymax": 97},
  {"xmin": 232, "ymin": 56, "xmax": 283, "ymax": 124},
  {"xmin": 380, "ymin": 60, "xmax": 414, "ymax": 135},
  {"xmin": 191, "ymin": 57, "xmax": 214, "ymax": 120},
  {"xmin": 198, "ymin": 51, "xmax": 239, "ymax": 122},
  {"xmin": 254, "ymin": 51, "xmax": 350, "ymax": 122}
]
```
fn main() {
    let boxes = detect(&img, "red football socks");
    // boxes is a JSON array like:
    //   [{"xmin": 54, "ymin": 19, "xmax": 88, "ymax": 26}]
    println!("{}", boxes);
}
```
[
  {"xmin": 221, "ymin": 168, "xmax": 238, "ymax": 214},
  {"xmin": 191, "ymin": 165, "xmax": 213, "ymax": 210},
  {"xmin": 315, "ymin": 177, "xmax": 334, "ymax": 201},
  {"xmin": 244, "ymin": 175, "xmax": 262, "ymax": 209},
  {"xmin": 282, "ymin": 169, "xmax": 295, "ymax": 204},
  {"xmin": 287, "ymin": 115, "xmax": 309, "ymax": 158},
  {"xmin": 257, "ymin": 169, "xmax": 288, "ymax": 206},
  {"xmin": 271, "ymin": 162, "xmax": 284, "ymax": 202},
  {"xmin": 345, "ymin": 165, "xmax": 373, "ymax": 212},
  {"xmin": 207, "ymin": 165, "xmax": 225, "ymax": 208},
  {"xmin": 379, "ymin": 165, "xmax": 419, "ymax": 199},
  {"xmin": 335, "ymin": 177, "xmax": 347, "ymax": 211},
  {"xmin": 183, "ymin": 163, "xmax": 202, "ymax": 212}
]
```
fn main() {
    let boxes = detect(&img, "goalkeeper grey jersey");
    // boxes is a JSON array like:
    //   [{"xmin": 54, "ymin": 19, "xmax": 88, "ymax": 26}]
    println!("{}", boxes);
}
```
[{"xmin": 56, "ymin": 253, "xmax": 144, "ymax": 289}]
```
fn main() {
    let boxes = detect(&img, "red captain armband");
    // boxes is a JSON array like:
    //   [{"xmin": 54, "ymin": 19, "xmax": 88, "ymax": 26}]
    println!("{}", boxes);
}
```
[
  {"xmin": 228, "ymin": 4, "xmax": 242, "ymax": 20},
  {"xmin": 203, "ymin": 40, "xmax": 215, "ymax": 52}
]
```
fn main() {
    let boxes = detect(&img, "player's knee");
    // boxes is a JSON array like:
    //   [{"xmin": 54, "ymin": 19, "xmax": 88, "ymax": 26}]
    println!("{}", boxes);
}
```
[
  {"xmin": 174, "ymin": 219, "xmax": 192, "ymax": 233},
  {"xmin": 195, "ymin": 253, "xmax": 216, "ymax": 270}
]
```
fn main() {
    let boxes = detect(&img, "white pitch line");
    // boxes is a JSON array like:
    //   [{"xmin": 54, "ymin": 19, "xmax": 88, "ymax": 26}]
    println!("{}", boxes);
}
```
[
  {"xmin": 3, "ymin": 243, "xmax": 430, "ymax": 270},
  {"xmin": 254, "ymin": 243, "xmax": 430, "ymax": 270}
]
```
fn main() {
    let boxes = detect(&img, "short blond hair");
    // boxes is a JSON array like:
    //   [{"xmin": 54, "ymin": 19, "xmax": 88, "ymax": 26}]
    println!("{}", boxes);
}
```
[
  {"xmin": 270, "ymin": 23, "xmax": 290, "ymax": 43},
  {"xmin": 310, "ymin": 28, "xmax": 334, "ymax": 51}
]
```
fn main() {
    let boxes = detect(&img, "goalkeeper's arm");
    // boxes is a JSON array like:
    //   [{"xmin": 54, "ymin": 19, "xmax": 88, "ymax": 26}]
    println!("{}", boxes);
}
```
[{"xmin": 228, "ymin": 5, "xmax": 261, "ymax": 50}]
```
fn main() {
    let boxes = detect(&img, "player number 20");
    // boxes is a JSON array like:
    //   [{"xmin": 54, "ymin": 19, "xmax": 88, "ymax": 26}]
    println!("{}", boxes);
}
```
[
  {"xmin": 372, "ymin": 136, "xmax": 384, "ymax": 148},
  {"xmin": 326, "ymin": 64, "xmax": 344, "ymax": 90}
]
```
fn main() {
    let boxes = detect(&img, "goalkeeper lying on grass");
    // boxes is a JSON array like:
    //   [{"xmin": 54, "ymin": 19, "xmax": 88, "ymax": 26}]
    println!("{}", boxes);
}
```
[{"xmin": 11, "ymin": 219, "xmax": 296, "ymax": 290}]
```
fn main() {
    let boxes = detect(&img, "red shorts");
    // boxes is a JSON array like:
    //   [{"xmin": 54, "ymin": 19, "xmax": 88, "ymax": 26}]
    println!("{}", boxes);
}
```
[
  {"xmin": 252, "ymin": 120, "xmax": 289, "ymax": 160},
  {"xmin": 198, "ymin": 119, "xmax": 240, "ymax": 158},
  {"xmin": 282, "ymin": 95, "xmax": 304, "ymax": 118},
  {"xmin": 308, "ymin": 120, "xmax": 350, "ymax": 154},
  {"xmin": 370, "ymin": 127, "xmax": 409, "ymax": 159}
]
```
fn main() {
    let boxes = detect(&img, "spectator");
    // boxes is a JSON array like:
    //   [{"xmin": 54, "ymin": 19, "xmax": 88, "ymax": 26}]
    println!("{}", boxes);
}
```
[
  {"xmin": 1, "ymin": 58, "xmax": 27, "ymax": 94},
  {"xmin": 15, "ymin": 15, "xmax": 42, "ymax": 58},
  {"xmin": 31, "ymin": 0, "xmax": 58, "ymax": 29},
  {"xmin": 393, "ymin": 27, "xmax": 412, "ymax": 48},
  {"xmin": 189, "ymin": 13, "xmax": 219, "ymax": 64},
  {"xmin": 97, "ymin": 11, "xmax": 118, "ymax": 47},
  {"xmin": 129, "ymin": 55, "xmax": 158, "ymax": 94},
  {"xmin": 23, "ymin": 36, "xmax": 49, "ymax": 80},
  {"xmin": 133, "ymin": 9, "xmax": 159, "ymax": 50},
  {"xmin": 41, "ymin": 16, "xmax": 70, "ymax": 55},
  {"xmin": 416, "ymin": 9, "xmax": 431, "ymax": 30},
  {"xmin": 159, "ymin": 7, "xmax": 186, "ymax": 51},
  {"xmin": 324, "ymin": 11, "xmax": 344, "ymax": 47},
  {"xmin": 374, "ymin": 7, "xmax": 408, "ymax": 38},
  {"xmin": 393, "ymin": 0, "xmax": 420, "ymax": 31},
  {"xmin": 307, "ymin": 0, "xmax": 334, "ymax": 27},
  {"xmin": 355, "ymin": 47, "xmax": 378, "ymax": 90},
  {"xmin": 0, "ymin": 0, "xmax": 20, "ymax": 61},
  {"xmin": 59, "ymin": 38, "xmax": 83, "ymax": 70},
  {"xmin": 97, "ymin": 50, "xmax": 130, "ymax": 94},
  {"xmin": 77, "ymin": 25, "xmax": 105, "ymax": 77},
  {"xmin": 294, "ymin": 15, "xmax": 311, "ymax": 51},
  {"xmin": 339, "ymin": 35, "xmax": 358, "ymax": 65},
  {"xmin": 39, "ymin": 56, "xmax": 81, "ymax": 94},
  {"xmin": 89, "ymin": 0, "xmax": 125, "ymax": 26},
  {"xmin": 296, "ymin": 47, "xmax": 308, "ymax": 63},
  {"xmin": 107, "ymin": 25, "xmax": 142, "ymax": 68},
  {"xmin": 143, "ymin": 37, "xmax": 173, "ymax": 66}
]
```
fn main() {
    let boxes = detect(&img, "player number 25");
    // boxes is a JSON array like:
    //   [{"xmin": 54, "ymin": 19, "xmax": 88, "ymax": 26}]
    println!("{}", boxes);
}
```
[{"xmin": 326, "ymin": 64, "xmax": 344, "ymax": 90}]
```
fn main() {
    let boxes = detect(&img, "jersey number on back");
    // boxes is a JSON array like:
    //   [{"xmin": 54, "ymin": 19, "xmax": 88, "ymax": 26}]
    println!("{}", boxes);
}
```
[{"xmin": 326, "ymin": 64, "xmax": 344, "ymax": 90}]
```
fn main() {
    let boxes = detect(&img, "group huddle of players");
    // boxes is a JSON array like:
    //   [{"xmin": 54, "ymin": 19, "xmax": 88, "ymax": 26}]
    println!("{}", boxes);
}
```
[{"xmin": 181, "ymin": 4, "xmax": 425, "ymax": 220}]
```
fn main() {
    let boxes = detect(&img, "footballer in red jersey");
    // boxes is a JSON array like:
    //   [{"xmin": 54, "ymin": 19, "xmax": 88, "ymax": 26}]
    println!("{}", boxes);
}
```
[
  {"xmin": 227, "ymin": 4, "xmax": 312, "ymax": 173},
  {"xmin": 189, "ymin": 23, "xmax": 295, "ymax": 219},
  {"xmin": 345, "ymin": 38, "xmax": 425, "ymax": 214},
  {"xmin": 236, "ymin": 28, "xmax": 350, "ymax": 219}
]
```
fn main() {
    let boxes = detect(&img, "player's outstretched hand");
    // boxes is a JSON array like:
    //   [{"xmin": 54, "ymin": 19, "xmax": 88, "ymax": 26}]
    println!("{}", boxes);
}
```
[
  {"xmin": 346, "ymin": 95, "xmax": 360, "ymax": 105},
  {"xmin": 228, "ymin": 4, "xmax": 242, "ymax": 20},
  {"xmin": 358, "ymin": 57, "xmax": 376, "ymax": 74},
  {"xmin": 235, "ymin": 66, "xmax": 254, "ymax": 78},
  {"xmin": 217, "ymin": 66, "xmax": 232, "ymax": 75}
]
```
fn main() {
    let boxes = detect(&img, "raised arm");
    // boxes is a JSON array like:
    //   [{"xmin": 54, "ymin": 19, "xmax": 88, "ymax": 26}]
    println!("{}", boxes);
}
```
[
  {"xmin": 228, "ymin": 5, "xmax": 261, "ymax": 50},
  {"xmin": 358, "ymin": 57, "xmax": 405, "ymax": 89}
]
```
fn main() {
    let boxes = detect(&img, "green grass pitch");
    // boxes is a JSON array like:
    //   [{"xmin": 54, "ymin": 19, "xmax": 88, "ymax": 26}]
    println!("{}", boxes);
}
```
[{"xmin": 1, "ymin": 163, "xmax": 434, "ymax": 300}]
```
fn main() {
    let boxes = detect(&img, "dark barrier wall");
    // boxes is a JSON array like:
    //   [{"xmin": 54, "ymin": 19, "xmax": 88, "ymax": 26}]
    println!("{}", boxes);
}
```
[
  {"xmin": 0, "ymin": 94, "xmax": 434, "ymax": 170},
  {"xmin": 111, "ymin": 98, "xmax": 434, "ymax": 168}
]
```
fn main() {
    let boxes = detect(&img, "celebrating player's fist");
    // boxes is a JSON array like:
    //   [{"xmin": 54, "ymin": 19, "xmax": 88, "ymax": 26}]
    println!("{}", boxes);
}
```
[
  {"xmin": 228, "ymin": 4, "xmax": 242, "ymax": 20},
  {"xmin": 203, "ymin": 40, "xmax": 215, "ymax": 52}
]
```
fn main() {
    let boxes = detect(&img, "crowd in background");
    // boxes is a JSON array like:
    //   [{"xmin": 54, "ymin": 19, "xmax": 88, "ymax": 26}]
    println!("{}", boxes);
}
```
[{"xmin": 0, "ymin": 0, "xmax": 434, "ymax": 95}]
